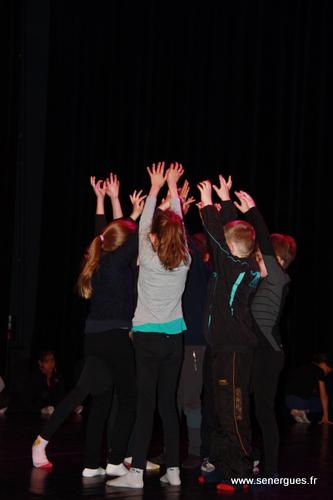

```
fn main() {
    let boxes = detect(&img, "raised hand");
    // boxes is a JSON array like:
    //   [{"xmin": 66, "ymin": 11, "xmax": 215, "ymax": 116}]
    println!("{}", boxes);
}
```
[
  {"xmin": 167, "ymin": 162, "xmax": 184, "ymax": 186},
  {"xmin": 147, "ymin": 162, "xmax": 167, "ymax": 191},
  {"xmin": 106, "ymin": 173, "xmax": 120, "ymax": 199},
  {"xmin": 234, "ymin": 190, "xmax": 256, "ymax": 213},
  {"xmin": 212, "ymin": 174, "xmax": 232, "ymax": 201},
  {"xmin": 178, "ymin": 179, "xmax": 190, "ymax": 202},
  {"xmin": 129, "ymin": 189, "xmax": 147, "ymax": 220},
  {"xmin": 182, "ymin": 196, "xmax": 196, "ymax": 215},
  {"xmin": 197, "ymin": 180, "xmax": 213, "ymax": 206},
  {"xmin": 90, "ymin": 176, "xmax": 107, "ymax": 199}
]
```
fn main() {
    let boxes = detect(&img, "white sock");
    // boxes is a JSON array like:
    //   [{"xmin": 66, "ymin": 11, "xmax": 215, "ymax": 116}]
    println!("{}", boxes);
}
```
[
  {"xmin": 106, "ymin": 467, "xmax": 144, "ymax": 488},
  {"xmin": 32, "ymin": 435, "xmax": 51, "ymax": 468}
]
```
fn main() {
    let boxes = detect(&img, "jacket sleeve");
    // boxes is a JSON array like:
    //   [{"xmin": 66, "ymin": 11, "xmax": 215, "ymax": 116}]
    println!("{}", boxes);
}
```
[
  {"xmin": 245, "ymin": 207, "xmax": 287, "ymax": 280},
  {"xmin": 200, "ymin": 205, "xmax": 231, "ymax": 257},
  {"xmin": 219, "ymin": 200, "xmax": 238, "ymax": 225}
]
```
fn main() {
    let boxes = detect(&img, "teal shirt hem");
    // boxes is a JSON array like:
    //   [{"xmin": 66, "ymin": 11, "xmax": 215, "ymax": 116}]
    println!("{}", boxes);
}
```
[{"xmin": 132, "ymin": 318, "xmax": 186, "ymax": 334}]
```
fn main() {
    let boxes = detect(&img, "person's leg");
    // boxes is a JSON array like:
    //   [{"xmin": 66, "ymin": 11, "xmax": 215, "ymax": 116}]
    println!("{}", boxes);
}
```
[
  {"xmin": 253, "ymin": 349, "xmax": 284, "ymax": 475},
  {"xmin": 83, "ymin": 385, "xmax": 114, "ymax": 470},
  {"xmin": 181, "ymin": 345, "xmax": 205, "ymax": 466},
  {"xmin": 210, "ymin": 351, "xmax": 253, "ymax": 482},
  {"xmin": 200, "ymin": 345, "xmax": 215, "ymax": 459},
  {"xmin": 158, "ymin": 335, "xmax": 183, "ymax": 468},
  {"xmin": 32, "ymin": 363, "xmax": 92, "ymax": 468},
  {"xmin": 130, "ymin": 333, "xmax": 161, "ymax": 470},
  {"xmin": 107, "ymin": 332, "xmax": 137, "ymax": 465},
  {"xmin": 107, "ymin": 332, "xmax": 161, "ymax": 489}
]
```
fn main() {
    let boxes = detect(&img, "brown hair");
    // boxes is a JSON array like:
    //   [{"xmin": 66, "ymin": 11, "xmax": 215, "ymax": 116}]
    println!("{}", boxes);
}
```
[
  {"xmin": 77, "ymin": 219, "xmax": 137, "ymax": 299},
  {"xmin": 150, "ymin": 209, "xmax": 189, "ymax": 270},
  {"xmin": 224, "ymin": 220, "xmax": 256, "ymax": 257},
  {"xmin": 270, "ymin": 233, "xmax": 297, "ymax": 269}
]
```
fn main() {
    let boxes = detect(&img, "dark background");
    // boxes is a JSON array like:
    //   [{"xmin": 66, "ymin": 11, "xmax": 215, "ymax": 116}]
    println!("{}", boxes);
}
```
[{"xmin": 2, "ymin": 0, "xmax": 331, "ymax": 390}]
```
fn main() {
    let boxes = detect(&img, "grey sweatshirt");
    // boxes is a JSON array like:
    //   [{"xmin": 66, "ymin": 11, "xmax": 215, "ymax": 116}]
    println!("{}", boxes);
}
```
[{"xmin": 132, "ymin": 195, "xmax": 190, "ymax": 334}]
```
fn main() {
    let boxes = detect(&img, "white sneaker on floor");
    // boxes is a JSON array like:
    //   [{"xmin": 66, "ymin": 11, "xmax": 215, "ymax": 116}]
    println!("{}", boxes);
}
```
[
  {"xmin": 124, "ymin": 456, "xmax": 160, "ymax": 471},
  {"xmin": 160, "ymin": 467, "xmax": 181, "ymax": 486},
  {"xmin": 41, "ymin": 406, "xmax": 55, "ymax": 416},
  {"xmin": 82, "ymin": 467, "xmax": 106, "ymax": 478},
  {"xmin": 106, "ymin": 468, "xmax": 144, "ymax": 488},
  {"xmin": 291, "ymin": 409, "xmax": 311, "ymax": 424},
  {"xmin": 201, "ymin": 458, "xmax": 215, "ymax": 473},
  {"xmin": 106, "ymin": 463, "xmax": 129, "ymax": 476}
]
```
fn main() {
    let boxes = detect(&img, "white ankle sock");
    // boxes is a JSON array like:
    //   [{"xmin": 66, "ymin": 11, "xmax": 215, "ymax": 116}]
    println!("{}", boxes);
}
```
[
  {"xmin": 106, "ymin": 467, "xmax": 144, "ymax": 488},
  {"xmin": 160, "ymin": 467, "xmax": 181, "ymax": 486},
  {"xmin": 32, "ymin": 435, "xmax": 51, "ymax": 468}
]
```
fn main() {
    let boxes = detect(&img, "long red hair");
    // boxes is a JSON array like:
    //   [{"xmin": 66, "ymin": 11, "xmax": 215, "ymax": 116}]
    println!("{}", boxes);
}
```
[
  {"xmin": 150, "ymin": 209, "xmax": 189, "ymax": 270},
  {"xmin": 77, "ymin": 219, "xmax": 136, "ymax": 299}
]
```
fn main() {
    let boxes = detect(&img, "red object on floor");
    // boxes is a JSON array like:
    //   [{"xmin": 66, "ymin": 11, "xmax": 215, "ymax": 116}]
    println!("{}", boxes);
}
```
[{"xmin": 39, "ymin": 462, "xmax": 53, "ymax": 470}]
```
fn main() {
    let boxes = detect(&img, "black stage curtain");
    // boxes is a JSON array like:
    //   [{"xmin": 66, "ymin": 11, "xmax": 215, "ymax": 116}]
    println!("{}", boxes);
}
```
[{"xmin": 6, "ymin": 1, "xmax": 332, "ymax": 378}]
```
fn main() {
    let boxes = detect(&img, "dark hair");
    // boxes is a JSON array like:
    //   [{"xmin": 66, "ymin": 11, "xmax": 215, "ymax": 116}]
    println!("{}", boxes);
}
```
[
  {"xmin": 77, "ymin": 219, "xmax": 137, "ymax": 299},
  {"xmin": 150, "ymin": 209, "xmax": 189, "ymax": 270},
  {"xmin": 270, "ymin": 233, "xmax": 297, "ymax": 270}
]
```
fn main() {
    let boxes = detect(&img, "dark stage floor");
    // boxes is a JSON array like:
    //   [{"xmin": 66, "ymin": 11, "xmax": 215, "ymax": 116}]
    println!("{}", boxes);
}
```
[{"xmin": 0, "ymin": 412, "xmax": 332, "ymax": 499}]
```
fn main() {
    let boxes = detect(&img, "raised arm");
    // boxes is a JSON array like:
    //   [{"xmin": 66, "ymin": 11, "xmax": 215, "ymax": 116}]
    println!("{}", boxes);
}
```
[
  {"xmin": 197, "ymin": 180, "xmax": 229, "ymax": 252},
  {"xmin": 90, "ymin": 176, "xmax": 107, "ymax": 235},
  {"xmin": 167, "ymin": 162, "xmax": 184, "ymax": 217},
  {"xmin": 129, "ymin": 190, "xmax": 146, "ymax": 221},
  {"xmin": 234, "ymin": 190, "xmax": 274, "ymax": 256},
  {"xmin": 105, "ymin": 172, "xmax": 123, "ymax": 219},
  {"xmin": 139, "ymin": 161, "xmax": 167, "ymax": 236},
  {"xmin": 212, "ymin": 174, "xmax": 238, "ymax": 224}
]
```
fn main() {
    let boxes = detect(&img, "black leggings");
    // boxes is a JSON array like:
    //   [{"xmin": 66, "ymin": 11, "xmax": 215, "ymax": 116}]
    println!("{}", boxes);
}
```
[
  {"xmin": 131, "ymin": 332, "xmax": 183, "ymax": 470},
  {"xmin": 252, "ymin": 348, "xmax": 284, "ymax": 475},
  {"xmin": 40, "ymin": 330, "xmax": 136, "ymax": 468}
]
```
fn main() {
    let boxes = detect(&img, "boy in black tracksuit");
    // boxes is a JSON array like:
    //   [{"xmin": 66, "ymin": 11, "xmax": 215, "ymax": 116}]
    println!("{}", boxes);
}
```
[
  {"xmin": 197, "ymin": 177, "xmax": 260, "ymax": 486},
  {"xmin": 234, "ymin": 189, "xmax": 297, "ymax": 477}
]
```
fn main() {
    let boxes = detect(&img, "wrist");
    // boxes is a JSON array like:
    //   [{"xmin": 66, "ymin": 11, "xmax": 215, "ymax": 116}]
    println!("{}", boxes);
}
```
[{"xmin": 150, "ymin": 186, "xmax": 160, "ymax": 196}]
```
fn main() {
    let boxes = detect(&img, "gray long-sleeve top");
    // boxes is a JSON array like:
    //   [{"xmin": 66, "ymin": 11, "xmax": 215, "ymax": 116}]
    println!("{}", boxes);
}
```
[{"xmin": 132, "ymin": 195, "xmax": 191, "ymax": 334}]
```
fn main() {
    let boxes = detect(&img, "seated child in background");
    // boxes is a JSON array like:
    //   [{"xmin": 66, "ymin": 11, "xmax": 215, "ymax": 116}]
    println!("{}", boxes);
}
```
[
  {"xmin": 25, "ymin": 351, "xmax": 65, "ymax": 415},
  {"xmin": 285, "ymin": 353, "xmax": 333, "ymax": 424}
]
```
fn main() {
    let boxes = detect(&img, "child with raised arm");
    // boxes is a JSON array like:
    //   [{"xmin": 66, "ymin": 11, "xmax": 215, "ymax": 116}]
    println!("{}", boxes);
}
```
[
  {"xmin": 32, "ymin": 176, "xmax": 145, "ymax": 477},
  {"xmin": 197, "ymin": 176, "xmax": 260, "ymax": 491},
  {"xmin": 108, "ymin": 162, "xmax": 191, "ymax": 489},
  {"xmin": 234, "ymin": 189, "xmax": 297, "ymax": 477}
]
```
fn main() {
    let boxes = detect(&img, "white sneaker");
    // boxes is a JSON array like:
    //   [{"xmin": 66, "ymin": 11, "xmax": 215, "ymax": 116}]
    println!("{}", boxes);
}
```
[
  {"xmin": 106, "ymin": 468, "xmax": 144, "ymax": 488},
  {"xmin": 291, "ymin": 409, "xmax": 311, "ymax": 424},
  {"xmin": 0, "ymin": 407, "xmax": 8, "ymax": 415},
  {"xmin": 41, "ymin": 406, "xmax": 55, "ymax": 416},
  {"xmin": 201, "ymin": 458, "xmax": 215, "ymax": 473},
  {"xmin": 160, "ymin": 467, "xmax": 181, "ymax": 486},
  {"xmin": 82, "ymin": 467, "xmax": 106, "ymax": 478},
  {"xmin": 124, "ymin": 456, "xmax": 160, "ymax": 471},
  {"xmin": 106, "ymin": 463, "xmax": 129, "ymax": 476}
]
